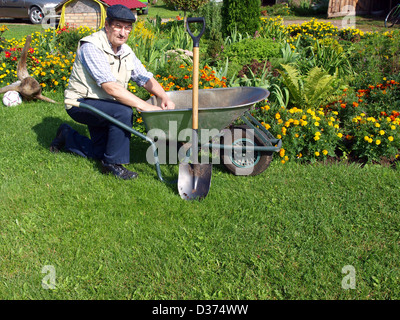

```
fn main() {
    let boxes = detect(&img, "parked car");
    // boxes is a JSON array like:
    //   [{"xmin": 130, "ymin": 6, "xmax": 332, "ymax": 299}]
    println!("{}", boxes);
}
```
[{"xmin": 0, "ymin": 0, "xmax": 60, "ymax": 24}]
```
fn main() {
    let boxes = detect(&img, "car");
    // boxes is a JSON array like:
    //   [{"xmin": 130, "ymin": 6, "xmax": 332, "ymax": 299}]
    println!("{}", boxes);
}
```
[{"xmin": 0, "ymin": 0, "xmax": 60, "ymax": 24}]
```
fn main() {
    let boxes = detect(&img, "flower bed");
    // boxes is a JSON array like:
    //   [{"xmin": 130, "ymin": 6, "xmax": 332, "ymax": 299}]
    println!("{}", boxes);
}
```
[{"xmin": 1, "ymin": 16, "xmax": 400, "ymax": 165}]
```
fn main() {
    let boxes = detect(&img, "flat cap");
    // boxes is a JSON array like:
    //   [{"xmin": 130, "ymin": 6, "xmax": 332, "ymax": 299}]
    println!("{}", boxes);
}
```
[{"xmin": 106, "ymin": 4, "xmax": 136, "ymax": 23}]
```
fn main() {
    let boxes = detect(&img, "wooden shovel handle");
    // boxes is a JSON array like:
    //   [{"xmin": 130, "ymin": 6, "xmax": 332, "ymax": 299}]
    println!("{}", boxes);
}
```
[{"xmin": 192, "ymin": 46, "xmax": 199, "ymax": 130}]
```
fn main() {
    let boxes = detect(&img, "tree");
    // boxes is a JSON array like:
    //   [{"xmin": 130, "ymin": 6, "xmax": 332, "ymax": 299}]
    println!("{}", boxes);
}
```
[{"xmin": 221, "ymin": 0, "xmax": 261, "ymax": 37}]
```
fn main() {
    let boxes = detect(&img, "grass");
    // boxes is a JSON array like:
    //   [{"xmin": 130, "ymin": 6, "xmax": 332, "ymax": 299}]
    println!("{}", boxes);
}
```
[
  {"xmin": 1, "ymin": 92, "xmax": 400, "ymax": 299},
  {"xmin": 143, "ymin": 1, "xmax": 186, "ymax": 19},
  {"xmin": 0, "ymin": 22, "xmax": 44, "ymax": 40}
]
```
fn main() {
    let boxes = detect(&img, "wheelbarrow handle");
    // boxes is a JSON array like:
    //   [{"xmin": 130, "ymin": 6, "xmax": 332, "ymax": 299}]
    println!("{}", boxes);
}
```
[
  {"xmin": 186, "ymin": 17, "xmax": 206, "ymax": 48},
  {"xmin": 64, "ymin": 99, "xmax": 80, "ymax": 108}
]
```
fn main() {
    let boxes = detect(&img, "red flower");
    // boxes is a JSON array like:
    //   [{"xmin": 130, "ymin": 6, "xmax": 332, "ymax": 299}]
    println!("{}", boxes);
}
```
[{"xmin": 5, "ymin": 51, "xmax": 11, "ymax": 58}]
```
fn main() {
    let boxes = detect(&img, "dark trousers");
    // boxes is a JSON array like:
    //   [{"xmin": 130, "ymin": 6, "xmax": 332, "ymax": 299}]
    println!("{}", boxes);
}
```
[{"xmin": 65, "ymin": 98, "xmax": 133, "ymax": 164}]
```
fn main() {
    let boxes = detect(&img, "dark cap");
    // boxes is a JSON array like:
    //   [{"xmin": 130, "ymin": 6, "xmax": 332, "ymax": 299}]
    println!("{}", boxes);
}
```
[{"xmin": 106, "ymin": 4, "xmax": 136, "ymax": 23}]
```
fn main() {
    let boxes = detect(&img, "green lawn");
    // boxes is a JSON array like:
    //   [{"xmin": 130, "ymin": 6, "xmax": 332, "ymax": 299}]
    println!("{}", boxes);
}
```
[
  {"xmin": 1, "ymin": 23, "xmax": 43, "ymax": 40},
  {"xmin": 1, "ymin": 94, "xmax": 399, "ymax": 299}
]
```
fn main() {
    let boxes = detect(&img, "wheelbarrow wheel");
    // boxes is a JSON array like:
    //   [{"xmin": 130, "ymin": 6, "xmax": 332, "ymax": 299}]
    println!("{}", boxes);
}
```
[{"xmin": 220, "ymin": 124, "xmax": 273, "ymax": 176}]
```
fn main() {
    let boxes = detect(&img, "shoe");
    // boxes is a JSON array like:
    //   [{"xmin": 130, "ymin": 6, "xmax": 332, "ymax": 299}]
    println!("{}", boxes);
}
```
[
  {"xmin": 50, "ymin": 123, "xmax": 72, "ymax": 153},
  {"xmin": 101, "ymin": 160, "xmax": 139, "ymax": 180}
]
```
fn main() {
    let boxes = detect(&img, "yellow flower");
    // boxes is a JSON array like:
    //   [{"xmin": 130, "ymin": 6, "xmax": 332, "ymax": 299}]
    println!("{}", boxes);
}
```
[
  {"xmin": 376, "ymin": 140, "xmax": 381, "ymax": 145},
  {"xmin": 279, "ymin": 148, "xmax": 285, "ymax": 157},
  {"xmin": 322, "ymin": 149, "xmax": 328, "ymax": 155},
  {"xmin": 315, "ymin": 151, "xmax": 320, "ymax": 157},
  {"xmin": 262, "ymin": 122, "xmax": 271, "ymax": 130},
  {"xmin": 337, "ymin": 133, "xmax": 343, "ymax": 138},
  {"xmin": 379, "ymin": 130, "xmax": 385, "ymax": 135},
  {"xmin": 388, "ymin": 136, "xmax": 394, "ymax": 142}
]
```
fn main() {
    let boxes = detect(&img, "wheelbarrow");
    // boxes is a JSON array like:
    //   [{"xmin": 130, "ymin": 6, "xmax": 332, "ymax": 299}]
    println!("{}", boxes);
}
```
[
  {"xmin": 64, "ymin": 86, "xmax": 282, "ymax": 185},
  {"xmin": 143, "ymin": 86, "xmax": 282, "ymax": 176}
]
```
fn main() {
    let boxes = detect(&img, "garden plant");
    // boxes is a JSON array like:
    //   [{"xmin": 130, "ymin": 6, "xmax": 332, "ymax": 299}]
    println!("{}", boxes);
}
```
[{"xmin": 1, "ymin": 0, "xmax": 400, "ymax": 300}]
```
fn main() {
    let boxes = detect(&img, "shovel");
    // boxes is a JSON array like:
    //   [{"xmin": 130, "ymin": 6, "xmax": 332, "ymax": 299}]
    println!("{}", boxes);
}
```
[{"xmin": 178, "ymin": 17, "xmax": 212, "ymax": 201}]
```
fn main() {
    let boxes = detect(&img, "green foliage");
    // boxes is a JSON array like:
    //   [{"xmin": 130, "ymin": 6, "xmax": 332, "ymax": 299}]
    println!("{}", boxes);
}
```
[
  {"xmin": 301, "ymin": 39, "xmax": 355, "ymax": 80},
  {"xmin": 348, "ymin": 30, "xmax": 400, "ymax": 88},
  {"xmin": 222, "ymin": 37, "xmax": 281, "ymax": 67},
  {"xmin": 163, "ymin": 0, "xmax": 209, "ymax": 12},
  {"xmin": 277, "ymin": 64, "xmax": 340, "ymax": 109},
  {"xmin": 261, "ymin": 2, "xmax": 293, "ymax": 16},
  {"xmin": 230, "ymin": 59, "xmax": 279, "ymax": 89},
  {"xmin": 221, "ymin": 0, "xmax": 261, "ymax": 37},
  {"xmin": 195, "ymin": 0, "xmax": 223, "ymax": 39}
]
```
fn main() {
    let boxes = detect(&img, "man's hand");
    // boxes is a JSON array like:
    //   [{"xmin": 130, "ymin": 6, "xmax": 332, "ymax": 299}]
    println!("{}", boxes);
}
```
[{"xmin": 160, "ymin": 98, "xmax": 175, "ymax": 110}]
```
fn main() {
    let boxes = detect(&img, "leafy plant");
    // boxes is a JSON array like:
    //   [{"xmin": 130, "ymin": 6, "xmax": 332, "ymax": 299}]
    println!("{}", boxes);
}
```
[
  {"xmin": 307, "ymin": 39, "xmax": 354, "ymax": 80},
  {"xmin": 222, "ymin": 37, "xmax": 281, "ymax": 67},
  {"xmin": 277, "ymin": 64, "xmax": 340, "ymax": 109}
]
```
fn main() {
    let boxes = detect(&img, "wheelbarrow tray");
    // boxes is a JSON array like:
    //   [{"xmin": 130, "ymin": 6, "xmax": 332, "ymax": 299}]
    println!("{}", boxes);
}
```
[{"xmin": 144, "ymin": 87, "xmax": 269, "ymax": 142}]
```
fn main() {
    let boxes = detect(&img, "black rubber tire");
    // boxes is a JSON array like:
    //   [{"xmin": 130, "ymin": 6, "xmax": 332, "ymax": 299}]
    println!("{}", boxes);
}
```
[
  {"xmin": 220, "ymin": 125, "xmax": 273, "ymax": 176},
  {"xmin": 29, "ymin": 6, "xmax": 44, "ymax": 24},
  {"xmin": 385, "ymin": 6, "xmax": 400, "ymax": 28}
]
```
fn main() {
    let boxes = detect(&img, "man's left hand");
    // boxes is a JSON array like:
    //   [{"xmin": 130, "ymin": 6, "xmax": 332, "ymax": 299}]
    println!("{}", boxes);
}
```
[{"xmin": 161, "ymin": 99, "xmax": 175, "ymax": 110}]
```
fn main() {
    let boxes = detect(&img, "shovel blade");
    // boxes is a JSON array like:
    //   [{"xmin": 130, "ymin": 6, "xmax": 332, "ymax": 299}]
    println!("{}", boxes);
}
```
[{"xmin": 178, "ymin": 163, "xmax": 212, "ymax": 200}]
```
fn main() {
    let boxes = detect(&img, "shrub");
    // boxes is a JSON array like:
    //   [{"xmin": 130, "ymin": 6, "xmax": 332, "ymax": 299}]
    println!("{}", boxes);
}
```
[
  {"xmin": 222, "ymin": 37, "xmax": 281, "ymax": 67},
  {"xmin": 163, "ymin": 0, "xmax": 208, "ymax": 13},
  {"xmin": 221, "ymin": 0, "xmax": 261, "ymax": 37}
]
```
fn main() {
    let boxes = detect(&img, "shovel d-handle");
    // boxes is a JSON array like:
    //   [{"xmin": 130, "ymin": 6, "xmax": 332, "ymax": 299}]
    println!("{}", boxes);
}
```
[
  {"xmin": 64, "ymin": 99, "xmax": 176, "ymax": 184},
  {"xmin": 186, "ymin": 17, "xmax": 206, "ymax": 48}
]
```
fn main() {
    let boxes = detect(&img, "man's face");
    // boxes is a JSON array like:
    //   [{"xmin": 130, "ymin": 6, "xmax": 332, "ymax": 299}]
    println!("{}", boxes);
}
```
[{"xmin": 105, "ymin": 20, "xmax": 133, "ymax": 49}]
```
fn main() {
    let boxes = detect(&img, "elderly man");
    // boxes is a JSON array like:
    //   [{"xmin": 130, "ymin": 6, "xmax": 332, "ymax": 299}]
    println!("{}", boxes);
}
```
[{"xmin": 50, "ymin": 4, "xmax": 174, "ymax": 180}]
